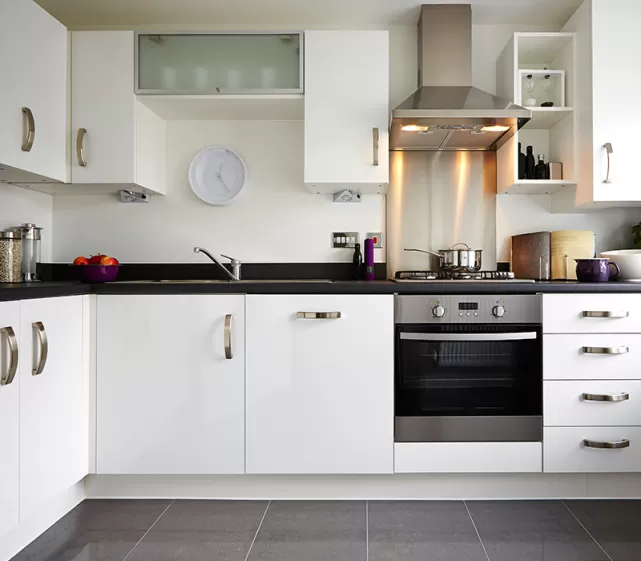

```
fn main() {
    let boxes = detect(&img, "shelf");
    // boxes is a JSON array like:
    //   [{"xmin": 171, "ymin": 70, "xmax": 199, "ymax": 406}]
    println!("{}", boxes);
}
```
[
  {"xmin": 136, "ymin": 94, "xmax": 304, "ymax": 121},
  {"xmin": 500, "ymin": 180, "xmax": 577, "ymax": 195},
  {"xmin": 516, "ymin": 33, "xmax": 575, "ymax": 65},
  {"xmin": 523, "ymin": 107, "xmax": 574, "ymax": 129}
]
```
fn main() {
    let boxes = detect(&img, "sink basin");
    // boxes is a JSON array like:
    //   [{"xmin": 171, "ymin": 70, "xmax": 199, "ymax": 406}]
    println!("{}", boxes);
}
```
[{"xmin": 112, "ymin": 279, "xmax": 333, "ymax": 284}]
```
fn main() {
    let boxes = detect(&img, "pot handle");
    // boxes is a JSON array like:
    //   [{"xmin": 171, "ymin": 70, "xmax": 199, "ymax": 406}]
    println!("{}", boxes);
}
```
[
  {"xmin": 404, "ymin": 248, "xmax": 443, "ymax": 258},
  {"xmin": 609, "ymin": 261, "xmax": 620, "ymax": 279},
  {"xmin": 449, "ymin": 242, "xmax": 471, "ymax": 250}
]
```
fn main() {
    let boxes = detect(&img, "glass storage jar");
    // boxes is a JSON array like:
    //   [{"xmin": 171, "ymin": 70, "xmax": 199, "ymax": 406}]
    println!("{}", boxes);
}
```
[{"xmin": 0, "ymin": 231, "xmax": 22, "ymax": 283}]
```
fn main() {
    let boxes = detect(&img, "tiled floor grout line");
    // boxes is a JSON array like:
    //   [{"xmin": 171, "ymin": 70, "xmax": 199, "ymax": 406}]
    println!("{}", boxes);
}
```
[
  {"xmin": 464, "ymin": 501, "xmax": 492, "ymax": 561},
  {"xmin": 562, "ymin": 500, "xmax": 614, "ymax": 561},
  {"xmin": 121, "ymin": 499, "xmax": 175, "ymax": 561},
  {"xmin": 365, "ymin": 500, "xmax": 369, "ymax": 561},
  {"xmin": 244, "ymin": 499, "xmax": 271, "ymax": 561}
]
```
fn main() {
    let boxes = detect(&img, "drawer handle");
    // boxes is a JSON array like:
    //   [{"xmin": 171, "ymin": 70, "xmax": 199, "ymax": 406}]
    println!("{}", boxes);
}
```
[
  {"xmin": 296, "ymin": 312, "xmax": 342, "ymax": 320},
  {"xmin": 582, "ymin": 392, "xmax": 630, "ymax": 402},
  {"xmin": 582, "ymin": 310, "xmax": 629, "ymax": 318},
  {"xmin": 224, "ymin": 314, "xmax": 233, "ymax": 360},
  {"xmin": 582, "ymin": 346, "xmax": 629, "ymax": 355},
  {"xmin": 583, "ymin": 438, "xmax": 630, "ymax": 449},
  {"xmin": 0, "ymin": 326, "xmax": 19, "ymax": 386}
]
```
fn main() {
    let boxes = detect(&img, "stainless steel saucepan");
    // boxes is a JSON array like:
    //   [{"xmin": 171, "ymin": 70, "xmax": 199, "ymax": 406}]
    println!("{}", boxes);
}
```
[{"xmin": 405, "ymin": 243, "xmax": 483, "ymax": 272}]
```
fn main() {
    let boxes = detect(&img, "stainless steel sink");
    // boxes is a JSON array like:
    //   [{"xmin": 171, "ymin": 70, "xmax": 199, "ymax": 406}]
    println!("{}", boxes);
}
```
[{"xmin": 112, "ymin": 279, "xmax": 333, "ymax": 284}]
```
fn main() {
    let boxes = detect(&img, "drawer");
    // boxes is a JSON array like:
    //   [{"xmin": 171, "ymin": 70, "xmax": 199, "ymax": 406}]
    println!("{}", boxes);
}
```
[
  {"xmin": 544, "ymin": 380, "xmax": 641, "ymax": 426},
  {"xmin": 544, "ymin": 334, "xmax": 641, "ymax": 380},
  {"xmin": 544, "ymin": 427, "xmax": 641, "ymax": 472},
  {"xmin": 543, "ymin": 294, "xmax": 641, "ymax": 333},
  {"xmin": 394, "ymin": 442, "xmax": 542, "ymax": 473}
]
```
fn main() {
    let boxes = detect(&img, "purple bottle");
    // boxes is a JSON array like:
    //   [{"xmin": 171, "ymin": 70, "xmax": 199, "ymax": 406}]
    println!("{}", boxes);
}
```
[{"xmin": 364, "ymin": 238, "xmax": 375, "ymax": 281}]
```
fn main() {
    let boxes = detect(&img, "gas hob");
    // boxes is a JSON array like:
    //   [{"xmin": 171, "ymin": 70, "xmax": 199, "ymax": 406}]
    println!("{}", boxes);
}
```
[{"xmin": 393, "ymin": 271, "xmax": 536, "ymax": 283}]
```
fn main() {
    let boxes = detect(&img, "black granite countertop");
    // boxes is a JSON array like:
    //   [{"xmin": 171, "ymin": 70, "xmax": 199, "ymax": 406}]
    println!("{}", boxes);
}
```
[{"xmin": 3, "ymin": 279, "xmax": 641, "ymax": 302}]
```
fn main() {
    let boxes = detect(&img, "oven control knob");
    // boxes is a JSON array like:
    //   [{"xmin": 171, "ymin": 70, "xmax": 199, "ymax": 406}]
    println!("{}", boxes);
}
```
[
  {"xmin": 492, "ymin": 305, "xmax": 506, "ymax": 318},
  {"xmin": 432, "ymin": 305, "xmax": 446, "ymax": 318}
]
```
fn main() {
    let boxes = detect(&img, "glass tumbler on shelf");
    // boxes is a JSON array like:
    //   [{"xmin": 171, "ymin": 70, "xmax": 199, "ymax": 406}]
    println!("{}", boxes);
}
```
[{"xmin": 523, "ymin": 74, "xmax": 537, "ymax": 107}]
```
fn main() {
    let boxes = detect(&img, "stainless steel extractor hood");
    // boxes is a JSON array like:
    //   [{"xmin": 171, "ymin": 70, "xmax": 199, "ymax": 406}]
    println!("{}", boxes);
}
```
[{"xmin": 390, "ymin": 4, "xmax": 530, "ymax": 152}]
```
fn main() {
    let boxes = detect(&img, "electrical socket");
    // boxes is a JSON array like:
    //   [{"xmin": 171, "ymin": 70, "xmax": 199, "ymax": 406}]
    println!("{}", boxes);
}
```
[
  {"xmin": 332, "ymin": 232, "xmax": 360, "ymax": 248},
  {"xmin": 366, "ymin": 232, "xmax": 383, "ymax": 248}
]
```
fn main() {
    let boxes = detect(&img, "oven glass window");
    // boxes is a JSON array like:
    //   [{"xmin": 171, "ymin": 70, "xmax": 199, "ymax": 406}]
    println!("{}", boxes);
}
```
[{"xmin": 395, "ymin": 324, "xmax": 542, "ymax": 418}]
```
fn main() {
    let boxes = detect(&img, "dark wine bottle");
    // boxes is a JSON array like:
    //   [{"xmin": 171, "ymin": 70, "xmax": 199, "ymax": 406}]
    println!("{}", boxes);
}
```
[
  {"xmin": 525, "ymin": 145, "xmax": 536, "ymax": 179},
  {"xmin": 535, "ymin": 154, "xmax": 547, "ymax": 180},
  {"xmin": 518, "ymin": 142, "xmax": 526, "ymax": 180}
]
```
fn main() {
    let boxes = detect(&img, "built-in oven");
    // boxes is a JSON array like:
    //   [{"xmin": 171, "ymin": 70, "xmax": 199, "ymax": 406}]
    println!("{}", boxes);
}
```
[{"xmin": 395, "ymin": 295, "xmax": 542, "ymax": 443}]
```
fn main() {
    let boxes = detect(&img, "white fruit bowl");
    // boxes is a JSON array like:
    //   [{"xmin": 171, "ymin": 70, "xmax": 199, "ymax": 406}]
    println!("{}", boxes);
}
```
[{"xmin": 600, "ymin": 250, "xmax": 641, "ymax": 281}]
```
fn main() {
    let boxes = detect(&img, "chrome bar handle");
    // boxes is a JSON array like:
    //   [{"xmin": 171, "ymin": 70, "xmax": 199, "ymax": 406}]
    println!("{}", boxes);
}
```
[
  {"xmin": 0, "ymin": 327, "xmax": 18, "ymax": 386},
  {"xmin": 21, "ymin": 107, "xmax": 35, "ymax": 152},
  {"xmin": 583, "ymin": 392, "xmax": 630, "ymax": 402},
  {"xmin": 583, "ymin": 438, "xmax": 629, "ymax": 449},
  {"xmin": 373, "ymin": 128, "xmax": 380, "ymax": 166},
  {"xmin": 76, "ymin": 128, "xmax": 87, "ymax": 167},
  {"xmin": 296, "ymin": 312, "xmax": 342, "ymax": 320},
  {"xmin": 582, "ymin": 311, "xmax": 629, "ymax": 318},
  {"xmin": 603, "ymin": 142, "xmax": 613, "ymax": 183},
  {"xmin": 583, "ymin": 346, "xmax": 629, "ymax": 355},
  {"xmin": 32, "ymin": 322, "xmax": 48, "ymax": 376},
  {"xmin": 224, "ymin": 314, "xmax": 233, "ymax": 360}
]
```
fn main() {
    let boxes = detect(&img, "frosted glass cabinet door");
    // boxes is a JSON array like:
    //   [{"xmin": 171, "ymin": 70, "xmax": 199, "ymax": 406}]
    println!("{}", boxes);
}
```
[{"xmin": 137, "ymin": 33, "xmax": 302, "ymax": 94}]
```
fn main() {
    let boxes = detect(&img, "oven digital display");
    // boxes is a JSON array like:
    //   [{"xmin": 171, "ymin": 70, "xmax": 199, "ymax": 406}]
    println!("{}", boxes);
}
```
[{"xmin": 458, "ymin": 302, "xmax": 479, "ymax": 310}]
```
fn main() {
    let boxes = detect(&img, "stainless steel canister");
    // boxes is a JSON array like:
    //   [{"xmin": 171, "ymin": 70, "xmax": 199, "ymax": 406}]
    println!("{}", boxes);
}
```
[
  {"xmin": 11, "ymin": 223, "xmax": 42, "ymax": 281},
  {"xmin": 0, "ymin": 231, "xmax": 22, "ymax": 283}
]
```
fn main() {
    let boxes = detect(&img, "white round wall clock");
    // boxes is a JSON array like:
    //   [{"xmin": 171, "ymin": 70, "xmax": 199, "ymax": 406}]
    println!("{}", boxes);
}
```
[{"xmin": 188, "ymin": 147, "xmax": 248, "ymax": 206}]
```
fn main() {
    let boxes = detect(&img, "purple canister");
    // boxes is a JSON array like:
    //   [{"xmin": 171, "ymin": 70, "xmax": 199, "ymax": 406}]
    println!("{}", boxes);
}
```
[
  {"xmin": 575, "ymin": 258, "xmax": 619, "ymax": 282},
  {"xmin": 364, "ymin": 238, "xmax": 375, "ymax": 281}
]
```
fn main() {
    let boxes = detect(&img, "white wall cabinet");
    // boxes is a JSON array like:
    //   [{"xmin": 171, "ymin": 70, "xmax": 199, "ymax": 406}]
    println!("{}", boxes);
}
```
[
  {"xmin": 19, "ymin": 297, "xmax": 86, "ymax": 521},
  {"xmin": 246, "ymin": 295, "xmax": 394, "ymax": 474},
  {"xmin": 70, "ymin": 31, "xmax": 165, "ymax": 194},
  {"xmin": 96, "ymin": 295, "xmax": 245, "ymax": 474},
  {"xmin": 304, "ymin": 31, "xmax": 389, "ymax": 194},
  {"xmin": 0, "ymin": 0, "xmax": 67, "ymax": 184},
  {"xmin": 563, "ymin": 0, "xmax": 641, "ymax": 207},
  {"xmin": 0, "ymin": 302, "xmax": 20, "ymax": 538}
]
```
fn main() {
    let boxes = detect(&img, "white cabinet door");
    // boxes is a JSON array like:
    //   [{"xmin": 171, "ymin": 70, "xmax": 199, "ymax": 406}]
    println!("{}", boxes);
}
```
[
  {"xmin": 70, "ymin": 31, "xmax": 165, "ymax": 193},
  {"xmin": 96, "ymin": 295, "xmax": 245, "ymax": 474},
  {"xmin": 590, "ymin": 0, "xmax": 641, "ymax": 202},
  {"xmin": 0, "ymin": 0, "xmax": 67, "ymax": 183},
  {"xmin": 304, "ymin": 31, "xmax": 389, "ymax": 194},
  {"xmin": 19, "ymin": 297, "xmax": 85, "ymax": 521},
  {"xmin": 0, "ymin": 302, "xmax": 20, "ymax": 537},
  {"xmin": 246, "ymin": 295, "xmax": 394, "ymax": 474}
]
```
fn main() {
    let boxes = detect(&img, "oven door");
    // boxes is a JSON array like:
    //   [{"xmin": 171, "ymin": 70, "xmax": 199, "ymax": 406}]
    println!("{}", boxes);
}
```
[{"xmin": 395, "ymin": 324, "xmax": 542, "ymax": 442}]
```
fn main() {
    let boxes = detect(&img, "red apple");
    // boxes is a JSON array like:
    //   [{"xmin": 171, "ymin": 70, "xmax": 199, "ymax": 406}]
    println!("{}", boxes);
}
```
[
  {"xmin": 73, "ymin": 256, "xmax": 89, "ymax": 266},
  {"xmin": 88, "ymin": 254, "xmax": 106, "ymax": 265},
  {"xmin": 99, "ymin": 256, "xmax": 118, "ymax": 266}
]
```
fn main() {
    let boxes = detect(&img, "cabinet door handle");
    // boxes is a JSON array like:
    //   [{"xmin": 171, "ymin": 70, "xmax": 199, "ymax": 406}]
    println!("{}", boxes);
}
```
[
  {"xmin": 76, "ymin": 128, "xmax": 87, "ymax": 167},
  {"xmin": 583, "ymin": 346, "xmax": 629, "ymax": 355},
  {"xmin": 224, "ymin": 314, "xmax": 233, "ymax": 360},
  {"xmin": 32, "ymin": 321, "xmax": 48, "ymax": 376},
  {"xmin": 0, "ymin": 326, "xmax": 18, "ymax": 386},
  {"xmin": 603, "ymin": 142, "xmax": 613, "ymax": 183},
  {"xmin": 582, "ymin": 392, "xmax": 629, "ymax": 402},
  {"xmin": 21, "ymin": 107, "xmax": 35, "ymax": 152},
  {"xmin": 296, "ymin": 312, "xmax": 342, "ymax": 319},
  {"xmin": 583, "ymin": 438, "xmax": 629, "ymax": 449},
  {"xmin": 582, "ymin": 310, "xmax": 629, "ymax": 318},
  {"xmin": 373, "ymin": 128, "xmax": 380, "ymax": 166}
]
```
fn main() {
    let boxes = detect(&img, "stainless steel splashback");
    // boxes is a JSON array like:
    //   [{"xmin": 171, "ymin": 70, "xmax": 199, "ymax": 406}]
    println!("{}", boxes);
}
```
[{"xmin": 387, "ymin": 151, "xmax": 497, "ymax": 276}]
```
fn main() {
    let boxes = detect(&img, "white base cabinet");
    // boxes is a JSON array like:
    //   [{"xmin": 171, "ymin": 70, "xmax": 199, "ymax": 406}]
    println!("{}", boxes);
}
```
[
  {"xmin": 0, "ymin": 302, "xmax": 20, "ymax": 538},
  {"xmin": 0, "ymin": 0, "xmax": 67, "ymax": 184},
  {"xmin": 246, "ymin": 295, "xmax": 394, "ymax": 474},
  {"xmin": 19, "ymin": 297, "xmax": 86, "ymax": 521},
  {"xmin": 96, "ymin": 295, "xmax": 245, "ymax": 474}
]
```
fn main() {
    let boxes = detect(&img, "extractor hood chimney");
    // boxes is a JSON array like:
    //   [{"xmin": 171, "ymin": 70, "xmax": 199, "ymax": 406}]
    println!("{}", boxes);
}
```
[{"xmin": 390, "ymin": 4, "xmax": 530, "ymax": 152}]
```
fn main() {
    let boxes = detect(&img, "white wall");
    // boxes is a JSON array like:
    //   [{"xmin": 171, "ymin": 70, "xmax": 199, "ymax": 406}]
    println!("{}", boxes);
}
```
[{"xmin": 0, "ymin": 184, "xmax": 53, "ymax": 261}]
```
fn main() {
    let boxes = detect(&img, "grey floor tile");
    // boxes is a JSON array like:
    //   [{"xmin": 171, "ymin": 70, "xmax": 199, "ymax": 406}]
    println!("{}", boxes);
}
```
[
  {"xmin": 11, "ymin": 500, "xmax": 171, "ymax": 561},
  {"xmin": 467, "ymin": 501, "xmax": 609, "ymax": 561},
  {"xmin": 566, "ymin": 500, "xmax": 641, "ymax": 561},
  {"xmin": 368, "ymin": 501, "xmax": 488, "ymax": 561},
  {"xmin": 126, "ymin": 500, "xmax": 268, "ymax": 561},
  {"xmin": 247, "ymin": 500, "xmax": 366, "ymax": 561}
]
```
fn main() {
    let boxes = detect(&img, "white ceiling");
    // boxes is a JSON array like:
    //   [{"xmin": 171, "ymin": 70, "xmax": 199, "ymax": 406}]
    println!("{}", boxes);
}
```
[{"xmin": 36, "ymin": 0, "xmax": 583, "ymax": 29}]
